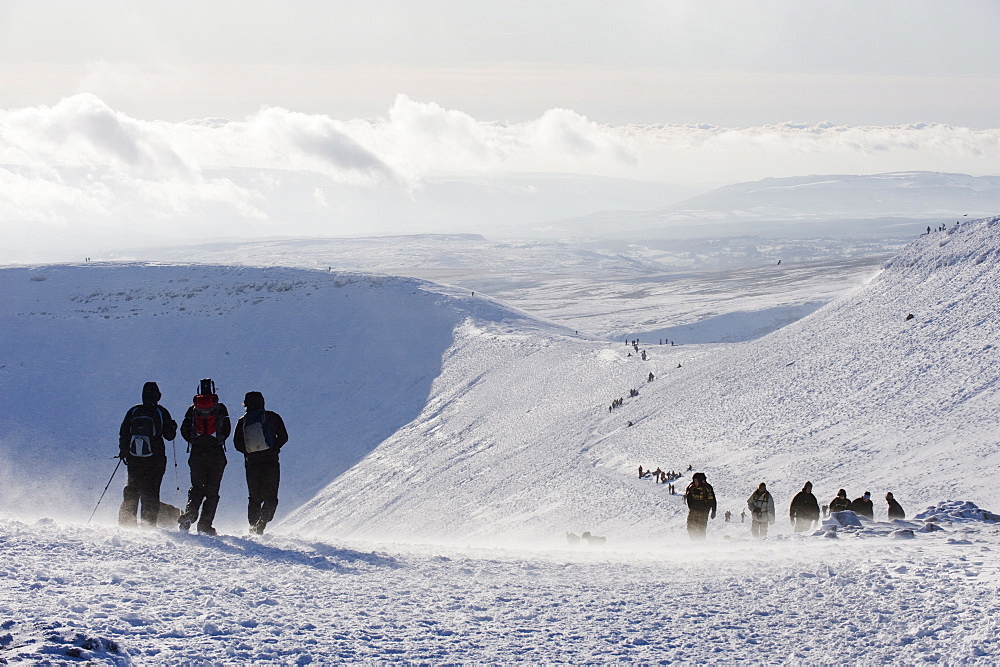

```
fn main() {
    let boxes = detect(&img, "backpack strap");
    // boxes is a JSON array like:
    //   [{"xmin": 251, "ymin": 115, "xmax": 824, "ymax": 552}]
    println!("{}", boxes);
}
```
[{"xmin": 219, "ymin": 405, "xmax": 227, "ymax": 451}]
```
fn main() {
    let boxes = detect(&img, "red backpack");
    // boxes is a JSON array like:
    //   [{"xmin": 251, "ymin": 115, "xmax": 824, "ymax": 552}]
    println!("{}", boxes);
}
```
[{"xmin": 193, "ymin": 392, "xmax": 219, "ymax": 438}]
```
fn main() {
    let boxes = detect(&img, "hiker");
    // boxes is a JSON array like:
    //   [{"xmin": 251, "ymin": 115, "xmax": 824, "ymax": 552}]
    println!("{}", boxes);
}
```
[
  {"xmin": 683, "ymin": 472, "xmax": 717, "ymax": 541},
  {"xmin": 118, "ymin": 382, "xmax": 177, "ymax": 528},
  {"xmin": 178, "ymin": 378, "xmax": 231, "ymax": 535},
  {"xmin": 747, "ymin": 482, "xmax": 775, "ymax": 538},
  {"xmin": 233, "ymin": 391, "xmax": 289, "ymax": 535},
  {"xmin": 789, "ymin": 481, "xmax": 820, "ymax": 533},
  {"xmin": 850, "ymin": 491, "xmax": 875, "ymax": 519},
  {"xmin": 724, "ymin": 510, "xmax": 732, "ymax": 523},
  {"xmin": 886, "ymin": 492, "xmax": 906, "ymax": 520},
  {"xmin": 829, "ymin": 489, "xmax": 851, "ymax": 513}
]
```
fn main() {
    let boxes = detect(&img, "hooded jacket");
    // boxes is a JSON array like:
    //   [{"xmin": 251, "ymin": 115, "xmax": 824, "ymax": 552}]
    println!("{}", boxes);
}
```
[
  {"xmin": 233, "ymin": 392, "xmax": 289, "ymax": 463},
  {"xmin": 119, "ymin": 382, "xmax": 177, "ymax": 460},
  {"xmin": 790, "ymin": 486, "xmax": 820, "ymax": 521},
  {"xmin": 829, "ymin": 492, "xmax": 851, "ymax": 513},
  {"xmin": 886, "ymin": 495, "xmax": 906, "ymax": 520},
  {"xmin": 684, "ymin": 477, "xmax": 717, "ymax": 515},
  {"xmin": 851, "ymin": 495, "xmax": 875, "ymax": 519}
]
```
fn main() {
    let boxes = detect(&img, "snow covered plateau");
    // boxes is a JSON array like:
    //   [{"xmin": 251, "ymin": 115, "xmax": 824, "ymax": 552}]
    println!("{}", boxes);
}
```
[{"xmin": 1, "ymin": 218, "xmax": 999, "ymax": 663}]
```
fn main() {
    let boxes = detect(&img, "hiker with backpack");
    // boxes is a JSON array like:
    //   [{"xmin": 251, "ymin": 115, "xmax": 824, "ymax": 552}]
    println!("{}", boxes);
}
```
[
  {"xmin": 747, "ymin": 482, "xmax": 776, "ymax": 538},
  {"xmin": 233, "ymin": 391, "xmax": 288, "ymax": 535},
  {"xmin": 178, "ymin": 379, "xmax": 231, "ymax": 535},
  {"xmin": 683, "ymin": 472, "xmax": 717, "ymax": 541},
  {"xmin": 118, "ymin": 381, "xmax": 178, "ymax": 528}
]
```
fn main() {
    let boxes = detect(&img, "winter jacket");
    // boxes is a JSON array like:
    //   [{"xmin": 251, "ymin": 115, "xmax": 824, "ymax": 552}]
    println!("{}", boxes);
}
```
[
  {"xmin": 747, "ymin": 490, "xmax": 775, "ymax": 524},
  {"xmin": 789, "ymin": 490, "xmax": 820, "ymax": 521},
  {"xmin": 684, "ymin": 482, "xmax": 717, "ymax": 515},
  {"xmin": 181, "ymin": 399, "xmax": 231, "ymax": 456},
  {"xmin": 233, "ymin": 392, "xmax": 288, "ymax": 464},
  {"xmin": 829, "ymin": 496, "xmax": 851, "ymax": 513},
  {"xmin": 887, "ymin": 498, "xmax": 906, "ymax": 520},
  {"xmin": 118, "ymin": 381, "xmax": 177, "ymax": 461},
  {"xmin": 850, "ymin": 497, "xmax": 874, "ymax": 519}
]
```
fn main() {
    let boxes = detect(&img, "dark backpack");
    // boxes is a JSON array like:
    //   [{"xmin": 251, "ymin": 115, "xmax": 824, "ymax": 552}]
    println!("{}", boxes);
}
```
[
  {"xmin": 128, "ymin": 405, "xmax": 163, "ymax": 457},
  {"xmin": 242, "ymin": 409, "xmax": 275, "ymax": 453}
]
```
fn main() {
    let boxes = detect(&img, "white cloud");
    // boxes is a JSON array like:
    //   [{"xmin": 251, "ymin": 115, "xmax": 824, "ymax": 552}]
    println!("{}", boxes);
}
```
[
  {"xmin": 2, "ymin": 93, "xmax": 1000, "ymax": 261},
  {"xmin": 4, "ymin": 94, "xmax": 1000, "ymax": 186}
]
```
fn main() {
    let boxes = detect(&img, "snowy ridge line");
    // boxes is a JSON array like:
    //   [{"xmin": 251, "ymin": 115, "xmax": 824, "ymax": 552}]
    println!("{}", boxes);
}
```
[
  {"xmin": 884, "ymin": 215, "xmax": 1000, "ymax": 270},
  {"xmin": 282, "ymin": 217, "xmax": 1000, "ymax": 544}
]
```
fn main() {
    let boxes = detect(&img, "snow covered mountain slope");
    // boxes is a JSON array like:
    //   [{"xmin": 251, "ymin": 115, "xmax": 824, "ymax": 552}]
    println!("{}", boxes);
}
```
[
  {"xmin": 0, "ymin": 264, "xmax": 564, "ymax": 530},
  {"xmin": 112, "ymin": 234, "xmax": 898, "ymax": 341},
  {"xmin": 1, "ymin": 219, "xmax": 996, "ymax": 547},
  {"xmin": 283, "ymin": 218, "xmax": 1000, "ymax": 544}
]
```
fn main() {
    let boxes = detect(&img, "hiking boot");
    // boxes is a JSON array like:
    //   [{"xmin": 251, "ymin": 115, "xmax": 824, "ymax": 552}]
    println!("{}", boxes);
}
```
[
  {"xmin": 197, "ymin": 526, "xmax": 217, "ymax": 536},
  {"xmin": 177, "ymin": 515, "xmax": 193, "ymax": 533},
  {"xmin": 251, "ymin": 520, "xmax": 266, "ymax": 535}
]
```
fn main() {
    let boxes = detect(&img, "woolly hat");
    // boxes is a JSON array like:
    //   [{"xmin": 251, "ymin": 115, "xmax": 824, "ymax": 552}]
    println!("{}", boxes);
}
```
[{"xmin": 243, "ymin": 391, "xmax": 265, "ymax": 411}]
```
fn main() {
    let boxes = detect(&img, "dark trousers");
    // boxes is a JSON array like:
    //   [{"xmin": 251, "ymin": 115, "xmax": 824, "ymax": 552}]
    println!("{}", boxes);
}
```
[
  {"xmin": 119, "ymin": 457, "xmax": 166, "ymax": 527},
  {"xmin": 246, "ymin": 460, "xmax": 280, "ymax": 527},
  {"xmin": 181, "ymin": 454, "xmax": 226, "ymax": 530},
  {"xmin": 686, "ymin": 511, "xmax": 710, "ymax": 541}
]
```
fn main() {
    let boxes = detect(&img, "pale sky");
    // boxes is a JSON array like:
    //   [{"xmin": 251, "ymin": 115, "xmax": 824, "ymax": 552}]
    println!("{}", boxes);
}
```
[
  {"xmin": 5, "ymin": 0, "xmax": 1000, "ymax": 260},
  {"xmin": 3, "ymin": 0, "xmax": 1000, "ymax": 126}
]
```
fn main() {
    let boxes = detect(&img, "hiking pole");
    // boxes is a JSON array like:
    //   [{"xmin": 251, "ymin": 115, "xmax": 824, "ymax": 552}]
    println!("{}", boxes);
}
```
[
  {"xmin": 87, "ymin": 457, "xmax": 122, "ymax": 525},
  {"xmin": 171, "ymin": 438, "xmax": 181, "ymax": 493}
]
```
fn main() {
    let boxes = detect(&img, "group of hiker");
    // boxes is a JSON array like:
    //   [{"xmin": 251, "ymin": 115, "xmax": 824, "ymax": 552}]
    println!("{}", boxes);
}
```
[
  {"xmin": 117, "ymin": 379, "xmax": 288, "ymax": 536},
  {"xmin": 682, "ymin": 473, "xmax": 907, "ymax": 541},
  {"xmin": 637, "ymin": 466, "xmax": 682, "ymax": 485}
]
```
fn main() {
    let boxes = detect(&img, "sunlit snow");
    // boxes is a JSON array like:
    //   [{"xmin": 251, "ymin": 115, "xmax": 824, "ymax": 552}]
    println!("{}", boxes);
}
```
[{"xmin": 1, "ymin": 218, "xmax": 998, "ymax": 662}]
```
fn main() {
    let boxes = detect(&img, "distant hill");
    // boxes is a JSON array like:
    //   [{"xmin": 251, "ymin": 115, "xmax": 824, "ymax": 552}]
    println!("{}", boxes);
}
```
[{"xmin": 550, "ymin": 172, "xmax": 1000, "ymax": 239}]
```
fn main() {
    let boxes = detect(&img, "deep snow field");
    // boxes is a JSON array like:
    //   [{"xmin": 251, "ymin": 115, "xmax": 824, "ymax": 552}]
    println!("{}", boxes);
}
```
[{"xmin": 1, "ymin": 219, "xmax": 999, "ymax": 663}]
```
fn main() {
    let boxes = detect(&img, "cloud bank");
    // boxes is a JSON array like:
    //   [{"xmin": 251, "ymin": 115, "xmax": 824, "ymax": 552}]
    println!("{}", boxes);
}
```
[{"xmin": 2, "ymin": 93, "xmax": 1000, "ymax": 261}]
